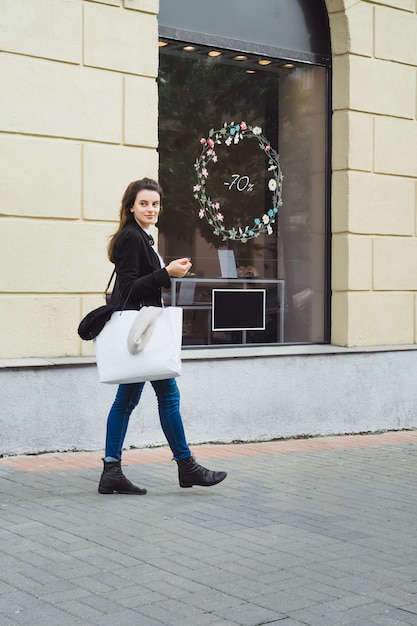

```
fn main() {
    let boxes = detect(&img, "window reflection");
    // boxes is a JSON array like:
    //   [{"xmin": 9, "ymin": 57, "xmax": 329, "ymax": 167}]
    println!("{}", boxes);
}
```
[{"xmin": 158, "ymin": 41, "xmax": 328, "ymax": 346}]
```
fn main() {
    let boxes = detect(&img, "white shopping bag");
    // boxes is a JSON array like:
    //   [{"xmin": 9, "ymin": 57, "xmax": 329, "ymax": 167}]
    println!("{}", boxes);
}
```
[{"xmin": 94, "ymin": 307, "xmax": 183, "ymax": 384}]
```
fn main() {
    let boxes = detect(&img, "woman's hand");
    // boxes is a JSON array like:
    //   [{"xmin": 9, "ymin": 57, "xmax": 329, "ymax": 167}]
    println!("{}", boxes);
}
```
[{"xmin": 166, "ymin": 258, "xmax": 192, "ymax": 278}]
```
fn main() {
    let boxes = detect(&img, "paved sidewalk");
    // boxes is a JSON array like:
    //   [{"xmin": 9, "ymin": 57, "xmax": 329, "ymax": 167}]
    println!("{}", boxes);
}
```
[{"xmin": 1, "ymin": 431, "xmax": 417, "ymax": 625}]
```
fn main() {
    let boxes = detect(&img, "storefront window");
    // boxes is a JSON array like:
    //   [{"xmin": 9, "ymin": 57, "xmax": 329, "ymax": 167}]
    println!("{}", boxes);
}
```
[{"xmin": 158, "ymin": 40, "xmax": 329, "ymax": 347}]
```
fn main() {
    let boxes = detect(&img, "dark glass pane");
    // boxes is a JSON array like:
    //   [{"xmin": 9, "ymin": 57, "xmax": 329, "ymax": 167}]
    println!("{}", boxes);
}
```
[{"xmin": 158, "ymin": 43, "xmax": 328, "ymax": 346}]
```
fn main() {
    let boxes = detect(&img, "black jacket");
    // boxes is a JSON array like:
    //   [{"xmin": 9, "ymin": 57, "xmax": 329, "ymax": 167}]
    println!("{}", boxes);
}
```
[{"xmin": 109, "ymin": 221, "xmax": 171, "ymax": 309}]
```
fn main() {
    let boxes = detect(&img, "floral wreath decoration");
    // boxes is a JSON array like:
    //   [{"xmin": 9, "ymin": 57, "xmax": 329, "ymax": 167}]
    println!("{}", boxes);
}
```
[{"xmin": 193, "ymin": 121, "xmax": 283, "ymax": 243}]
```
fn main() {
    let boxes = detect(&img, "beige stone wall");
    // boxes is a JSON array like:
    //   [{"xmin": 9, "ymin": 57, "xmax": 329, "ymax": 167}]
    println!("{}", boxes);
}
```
[
  {"xmin": 328, "ymin": 0, "xmax": 417, "ymax": 345},
  {"xmin": 1, "ymin": 0, "xmax": 416, "ymax": 357},
  {"xmin": 0, "ymin": 0, "xmax": 159, "ymax": 358}
]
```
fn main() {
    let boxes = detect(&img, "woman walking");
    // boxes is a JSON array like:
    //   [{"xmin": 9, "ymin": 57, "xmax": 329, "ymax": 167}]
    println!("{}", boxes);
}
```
[{"xmin": 98, "ymin": 178, "xmax": 227, "ymax": 495}]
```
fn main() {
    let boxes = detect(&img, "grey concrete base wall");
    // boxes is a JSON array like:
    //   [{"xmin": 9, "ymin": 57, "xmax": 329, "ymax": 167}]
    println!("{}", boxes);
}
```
[{"xmin": 2, "ymin": 348, "xmax": 417, "ymax": 457}]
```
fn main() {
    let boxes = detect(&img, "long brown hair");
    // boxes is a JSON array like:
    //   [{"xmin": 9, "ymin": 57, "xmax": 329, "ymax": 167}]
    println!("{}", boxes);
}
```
[{"xmin": 107, "ymin": 178, "xmax": 163, "ymax": 262}]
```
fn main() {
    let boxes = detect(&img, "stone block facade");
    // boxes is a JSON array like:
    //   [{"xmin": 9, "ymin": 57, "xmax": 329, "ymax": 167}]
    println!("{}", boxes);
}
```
[
  {"xmin": 329, "ymin": 0, "xmax": 417, "ymax": 346},
  {"xmin": 0, "ymin": 0, "xmax": 159, "ymax": 358},
  {"xmin": 0, "ymin": 0, "xmax": 416, "ymax": 357}
]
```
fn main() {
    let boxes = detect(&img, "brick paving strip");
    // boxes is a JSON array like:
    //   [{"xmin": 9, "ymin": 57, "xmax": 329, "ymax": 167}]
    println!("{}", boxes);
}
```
[{"xmin": 1, "ymin": 429, "xmax": 416, "ymax": 473}]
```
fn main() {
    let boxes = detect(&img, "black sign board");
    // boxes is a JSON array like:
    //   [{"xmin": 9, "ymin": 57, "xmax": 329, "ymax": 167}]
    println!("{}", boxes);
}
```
[{"xmin": 212, "ymin": 289, "xmax": 266, "ymax": 331}]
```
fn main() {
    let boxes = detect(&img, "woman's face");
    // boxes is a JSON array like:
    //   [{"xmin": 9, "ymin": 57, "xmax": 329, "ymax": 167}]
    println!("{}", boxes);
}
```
[{"xmin": 130, "ymin": 189, "xmax": 161, "ymax": 230}]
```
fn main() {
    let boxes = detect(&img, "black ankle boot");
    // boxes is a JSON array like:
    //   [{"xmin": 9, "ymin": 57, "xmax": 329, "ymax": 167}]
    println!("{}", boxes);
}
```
[
  {"xmin": 177, "ymin": 456, "xmax": 227, "ymax": 488},
  {"xmin": 98, "ymin": 459, "xmax": 147, "ymax": 495}
]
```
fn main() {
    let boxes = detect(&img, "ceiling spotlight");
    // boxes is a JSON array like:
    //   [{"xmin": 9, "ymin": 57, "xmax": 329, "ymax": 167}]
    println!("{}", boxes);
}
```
[
  {"xmin": 234, "ymin": 55, "xmax": 248, "ymax": 61},
  {"xmin": 283, "ymin": 63, "xmax": 295, "ymax": 69},
  {"xmin": 158, "ymin": 41, "xmax": 169, "ymax": 48},
  {"xmin": 246, "ymin": 69, "xmax": 256, "ymax": 74},
  {"xmin": 183, "ymin": 45, "xmax": 197, "ymax": 52},
  {"xmin": 208, "ymin": 50, "xmax": 222, "ymax": 57},
  {"xmin": 258, "ymin": 59, "xmax": 272, "ymax": 66}
]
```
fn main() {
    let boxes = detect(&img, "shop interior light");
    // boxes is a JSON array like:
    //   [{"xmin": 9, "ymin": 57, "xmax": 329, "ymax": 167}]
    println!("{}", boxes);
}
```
[{"xmin": 159, "ymin": 41, "xmax": 301, "ymax": 75}]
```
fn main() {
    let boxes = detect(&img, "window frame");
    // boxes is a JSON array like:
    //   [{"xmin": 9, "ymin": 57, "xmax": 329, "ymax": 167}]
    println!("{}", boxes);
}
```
[{"xmin": 158, "ymin": 12, "xmax": 332, "ymax": 347}]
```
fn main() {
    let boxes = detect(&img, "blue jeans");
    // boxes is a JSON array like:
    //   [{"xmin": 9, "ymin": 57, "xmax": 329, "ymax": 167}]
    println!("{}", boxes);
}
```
[{"xmin": 105, "ymin": 378, "xmax": 191, "ymax": 461}]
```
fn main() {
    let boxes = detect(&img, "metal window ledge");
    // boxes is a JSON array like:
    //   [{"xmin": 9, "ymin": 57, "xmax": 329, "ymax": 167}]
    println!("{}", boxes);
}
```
[{"xmin": 1, "ymin": 344, "xmax": 417, "ymax": 370}]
